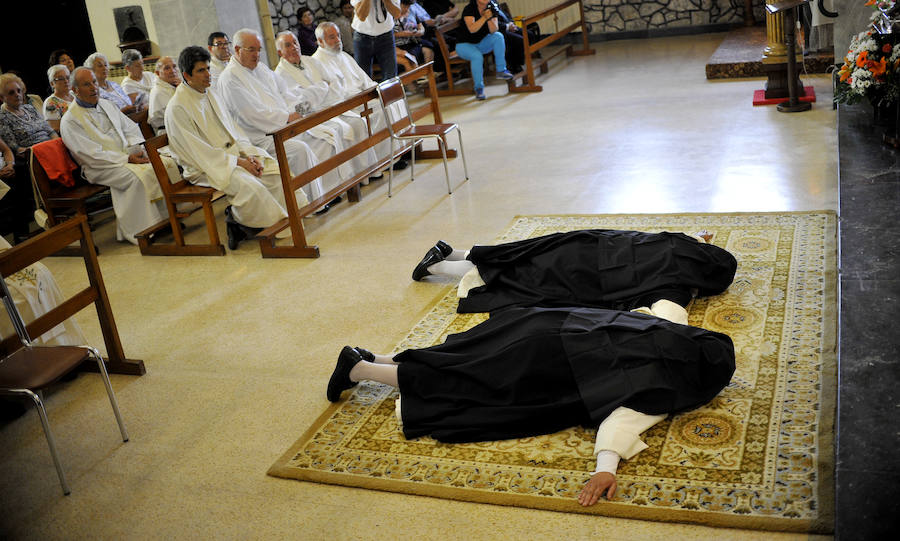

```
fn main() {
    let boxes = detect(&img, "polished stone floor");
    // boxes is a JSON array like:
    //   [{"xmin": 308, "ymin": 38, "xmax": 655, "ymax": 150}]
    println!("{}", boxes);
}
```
[{"xmin": 0, "ymin": 34, "xmax": 837, "ymax": 539}]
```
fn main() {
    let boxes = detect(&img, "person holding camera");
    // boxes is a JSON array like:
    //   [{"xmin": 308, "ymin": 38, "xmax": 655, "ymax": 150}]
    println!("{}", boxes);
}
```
[{"xmin": 458, "ymin": 0, "xmax": 514, "ymax": 100}]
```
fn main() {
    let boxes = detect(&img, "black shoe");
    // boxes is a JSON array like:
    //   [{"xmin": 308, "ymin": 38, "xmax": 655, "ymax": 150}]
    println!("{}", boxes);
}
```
[
  {"xmin": 435, "ymin": 240, "xmax": 453, "ymax": 259},
  {"xmin": 313, "ymin": 203, "xmax": 331, "ymax": 216},
  {"xmin": 392, "ymin": 159, "xmax": 409, "ymax": 171},
  {"xmin": 224, "ymin": 206, "xmax": 245, "ymax": 250},
  {"xmin": 355, "ymin": 347, "xmax": 375, "ymax": 362},
  {"xmin": 327, "ymin": 346, "xmax": 362, "ymax": 402},
  {"xmin": 412, "ymin": 246, "xmax": 445, "ymax": 281},
  {"xmin": 328, "ymin": 196, "xmax": 342, "ymax": 206}
]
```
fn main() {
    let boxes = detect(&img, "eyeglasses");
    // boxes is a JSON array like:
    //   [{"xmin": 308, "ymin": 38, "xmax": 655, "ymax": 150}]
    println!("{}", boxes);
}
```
[
  {"xmin": 240, "ymin": 47, "xmax": 261, "ymax": 53},
  {"xmin": 52, "ymin": 77, "xmax": 68, "ymax": 82},
  {"xmin": 213, "ymin": 41, "xmax": 231, "ymax": 48}
]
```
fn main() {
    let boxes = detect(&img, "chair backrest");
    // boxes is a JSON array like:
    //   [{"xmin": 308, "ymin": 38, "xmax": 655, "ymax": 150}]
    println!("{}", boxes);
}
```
[
  {"xmin": 376, "ymin": 78, "xmax": 415, "ymax": 138},
  {"xmin": 143, "ymin": 133, "xmax": 186, "ymax": 198},
  {"xmin": 0, "ymin": 215, "xmax": 128, "ymax": 362}
]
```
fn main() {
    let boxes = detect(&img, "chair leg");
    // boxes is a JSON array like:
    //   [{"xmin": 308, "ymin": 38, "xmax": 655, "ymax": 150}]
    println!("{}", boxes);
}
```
[
  {"xmin": 455, "ymin": 128, "xmax": 469, "ymax": 180},
  {"xmin": 410, "ymin": 140, "xmax": 416, "ymax": 181},
  {"xmin": 437, "ymin": 136, "xmax": 451, "ymax": 194},
  {"xmin": 388, "ymin": 138, "xmax": 395, "ymax": 198},
  {"xmin": 89, "ymin": 347, "xmax": 129, "ymax": 442},
  {"xmin": 27, "ymin": 390, "xmax": 70, "ymax": 495}
]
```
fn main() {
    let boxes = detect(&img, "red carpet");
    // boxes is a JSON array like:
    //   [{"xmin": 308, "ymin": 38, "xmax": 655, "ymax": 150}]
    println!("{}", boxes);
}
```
[{"xmin": 753, "ymin": 86, "xmax": 816, "ymax": 106}]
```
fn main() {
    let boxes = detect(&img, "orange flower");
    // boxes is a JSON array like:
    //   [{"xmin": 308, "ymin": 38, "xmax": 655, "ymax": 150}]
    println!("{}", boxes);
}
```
[
  {"xmin": 865, "ymin": 0, "xmax": 877, "ymax": 5},
  {"xmin": 857, "ymin": 50, "xmax": 869, "ymax": 68},
  {"xmin": 870, "ymin": 57, "xmax": 888, "ymax": 77},
  {"xmin": 839, "ymin": 62, "xmax": 853, "ymax": 82}
]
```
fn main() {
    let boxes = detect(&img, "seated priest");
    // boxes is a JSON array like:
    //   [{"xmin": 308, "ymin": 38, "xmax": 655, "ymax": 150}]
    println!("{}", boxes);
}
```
[
  {"xmin": 273, "ymin": 31, "xmax": 381, "ymax": 183},
  {"xmin": 61, "ymin": 67, "xmax": 174, "ymax": 245},
  {"xmin": 207, "ymin": 31, "xmax": 232, "ymax": 89},
  {"xmin": 218, "ymin": 28, "xmax": 349, "ymax": 213},
  {"xmin": 165, "ymin": 46, "xmax": 304, "ymax": 250},
  {"xmin": 411, "ymin": 230, "xmax": 737, "ymax": 314},
  {"xmin": 148, "ymin": 56, "xmax": 180, "ymax": 134},
  {"xmin": 311, "ymin": 22, "xmax": 407, "ymax": 169},
  {"xmin": 326, "ymin": 300, "xmax": 736, "ymax": 506}
]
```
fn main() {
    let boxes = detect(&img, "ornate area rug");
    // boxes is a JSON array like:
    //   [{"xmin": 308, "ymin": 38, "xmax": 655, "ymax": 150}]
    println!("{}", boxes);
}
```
[{"xmin": 270, "ymin": 212, "xmax": 836, "ymax": 533}]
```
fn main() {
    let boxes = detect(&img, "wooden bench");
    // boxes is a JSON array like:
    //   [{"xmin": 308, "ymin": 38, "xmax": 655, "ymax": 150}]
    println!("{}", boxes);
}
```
[
  {"xmin": 134, "ymin": 134, "xmax": 227, "ymax": 256},
  {"xmin": 433, "ymin": 18, "xmax": 479, "ymax": 96},
  {"xmin": 508, "ymin": 0, "xmax": 595, "ymax": 93},
  {"xmin": 260, "ymin": 62, "xmax": 457, "ymax": 258},
  {"xmin": 0, "ymin": 214, "xmax": 144, "ymax": 375}
]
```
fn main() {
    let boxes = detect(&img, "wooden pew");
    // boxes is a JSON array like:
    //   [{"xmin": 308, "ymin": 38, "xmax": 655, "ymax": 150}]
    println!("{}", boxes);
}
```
[
  {"xmin": 433, "ymin": 18, "xmax": 480, "ymax": 96},
  {"xmin": 0, "ymin": 215, "xmax": 144, "ymax": 375},
  {"xmin": 260, "ymin": 62, "xmax": 457, "ymax": 258},
  {"xmin": 508, "ymin": 0, "xmax": 595, "ymax": 93},
  {"xmin": 30, "ymin": 147, "xmax": 112, "ymax": 230},
  {"xmin": 134, "ymin": 134, "xmax": 227, "ymax": 256}
]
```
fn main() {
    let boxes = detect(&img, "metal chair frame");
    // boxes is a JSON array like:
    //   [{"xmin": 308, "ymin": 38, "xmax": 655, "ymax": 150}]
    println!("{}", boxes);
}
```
[
  {"xmin": 376, "ymin": 77, "xmax": 469, "ymax": 197},
  {"xmin": 0, "ymin": 277, "xmax": 128, "ymax": 495}
]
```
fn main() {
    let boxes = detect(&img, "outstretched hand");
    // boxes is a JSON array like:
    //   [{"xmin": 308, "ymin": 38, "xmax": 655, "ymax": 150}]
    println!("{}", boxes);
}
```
[{"xmin": 578, "ymin": 472, "xmax": 617, "ymax": 506}]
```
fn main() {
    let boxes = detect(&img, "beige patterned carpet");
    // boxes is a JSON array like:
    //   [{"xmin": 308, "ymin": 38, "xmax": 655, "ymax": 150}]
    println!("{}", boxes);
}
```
[{"xmin": 269, "ymin": 213, "xmax": 837, "ymax": 533}]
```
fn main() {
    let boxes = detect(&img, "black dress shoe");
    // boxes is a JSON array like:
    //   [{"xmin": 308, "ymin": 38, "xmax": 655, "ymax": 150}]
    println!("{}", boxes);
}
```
[
  {"xmin": 224, "ymin": 206, "xmax": 245, "ymax": 250},
  {"xmin": 435, "ymin": 240, "xmax": 453, "ymax": 259},
  {"xmin": 392, "ymin": 159, "xmax": 409, "ymax": 171},
  {"xmin": 313, "ymin": 203, "xmax": 331, "ymax": 216},
  {"xmin": 327, "ymin": 346, "xmax": 362, "ymax": 402},
  {"xmin": 412, "ymin": 246, "xmax": 445, "ymax": 281},
  {"xmin": 328, "ymin": 196, "xmax": 343, "ymax": 206},
  {"xmin": 355, "ymin": 347, "xmax": 375, "ymax": 362}
]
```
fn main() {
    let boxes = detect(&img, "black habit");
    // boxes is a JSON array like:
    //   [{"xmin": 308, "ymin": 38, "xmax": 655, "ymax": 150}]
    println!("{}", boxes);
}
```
[
  {"xmin": 457, "ymin": 229, "xmax": 738, "ymax": 314},
  {"xmin": 396, "ymin": 306, "xmax": 735, "ymax": 443}
]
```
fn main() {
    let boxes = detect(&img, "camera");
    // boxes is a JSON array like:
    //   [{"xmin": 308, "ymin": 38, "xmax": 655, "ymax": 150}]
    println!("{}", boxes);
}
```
[{"xmin": 486, "ymin": 0, "xmax": 503, "ymax": 18}]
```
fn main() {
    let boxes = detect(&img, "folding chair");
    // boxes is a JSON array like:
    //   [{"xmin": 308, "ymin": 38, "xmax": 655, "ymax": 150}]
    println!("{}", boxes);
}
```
[
  {"xmin": 0, "ymin": 223, "xmax": 130, "ymax": 495},
  {"xmin": 376, "ymin": 77, "xmax": 468, "ymax": 197}
]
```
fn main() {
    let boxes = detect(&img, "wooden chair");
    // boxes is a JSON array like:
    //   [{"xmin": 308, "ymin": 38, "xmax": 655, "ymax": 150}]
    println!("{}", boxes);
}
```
[
  {"xmin": 135, "ymin": 134, "xmax": 226, "ymax": 256},
  {"xmin": 0, "ymin": 216, "xmax": 137, "ymax": 495},
  {"xmin": 433, "ymin": 18, "xmax": 482, "ymax": 96},
  {"xmin": 376, "ymin": 77, "xmax": 468, "ymax": 197}
]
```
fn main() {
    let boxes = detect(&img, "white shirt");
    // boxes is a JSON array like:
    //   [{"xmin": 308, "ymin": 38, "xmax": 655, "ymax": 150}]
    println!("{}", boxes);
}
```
[
  {"xmin": 311, "ymin": 47, "xmax": 377, "ymax": 99},
  {"xmin": 148, "ymin": 78, "xmax": 177, "ymax": 133},
  {"xmin": 351, "ymin": 0, "xmax": 400, "ymax": 36},
  {"xmin": 209, "ymin": 56, "xmax": 227, "ymax": 89},
  {"xmin": 121, "ymin": 71, "xmax": 156, "ymax": 97}
]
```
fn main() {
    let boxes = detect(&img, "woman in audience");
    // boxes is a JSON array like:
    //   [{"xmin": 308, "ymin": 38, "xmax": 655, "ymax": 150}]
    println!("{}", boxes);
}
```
[
  {"xmin": 296, "ymin": 8, "xmax": 319, "ymax": 56},
  {"xmin": 84, "ymin": 52, "xmax": 141, "ymax": 114},
  {"xmin": 457, "ymin": 0, "xmax": 513, "ymax": 100},
  {"xmin": 0, "ymin": 73, "xmax": 59, "ymax": 156},
  {"xmin": 43, "ymin": 65, "xmax": 75, "ymax": 132},
  {"xmin": 120, "ymin": 49, "xmax": 155, "ymax": 108},
  {"xmin": 49, "ymin": 49, "xmax": 77, "ymax": 73},
  {"xmin": 0, "ymin": 74, "xmax": 57, "ymax": 243},
  {"xmin": 394, "ymin": 0, "xmax": 434, "ymax": 71}
]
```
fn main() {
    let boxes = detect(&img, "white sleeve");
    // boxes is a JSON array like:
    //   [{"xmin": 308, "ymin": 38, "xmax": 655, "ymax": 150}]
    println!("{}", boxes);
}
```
[{"xmin": 594, "ymin": 406, "xmax": 666, "ymax": 471}]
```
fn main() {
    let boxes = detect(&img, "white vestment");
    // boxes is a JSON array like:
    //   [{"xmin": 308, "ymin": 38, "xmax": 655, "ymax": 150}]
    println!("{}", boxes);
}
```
[
  {"xmin": 311, "ymin": 48, "xmax": 394, "ymax": 160},
  {"xmin": 60, "ymin": 99, "xmax": 172, "ymax": 244},
  {"xmin": 148, "ymin": 78, "xmax": 177, "ymax": 134},
  {"xmin": 0, "ymin": 185, "xmax": 86, "ymax": 347},
  {"xmin": 165, "ymin": 83, "xmax": 305, "ymax": 228},
  {"xmin": 275, "ymin": 57, "xmax": 379, "ymax": 177},
  {"xmin": 218, "ymin": 57, "xmax": 344, "ymax": 200},
  {"xmin": 209, "ymin": 56, "xmax": 226, "ymax": 90}
]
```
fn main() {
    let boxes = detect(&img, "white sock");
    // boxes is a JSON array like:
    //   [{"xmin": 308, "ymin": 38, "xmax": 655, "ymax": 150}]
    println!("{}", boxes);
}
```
[
  {"xmin": 426, "ymin": 260, "xmax": 475, "ymax": 277},
  {"xmin": 349, "ymin": 361, "xmax": 399, "ymax": 387},
  {"xmin": 447, "ymin": 249, "xmax": 468, "ymax": 261}
]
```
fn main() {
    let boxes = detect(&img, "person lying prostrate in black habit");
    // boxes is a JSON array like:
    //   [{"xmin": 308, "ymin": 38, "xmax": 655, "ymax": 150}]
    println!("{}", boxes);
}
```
[
  {"xmin": 326, "ymin": 299, "xmax": 736, "ymax": 506},
  {"xmin": 411, "ymin": 229, "xmax": 737, "ymax": 314}
]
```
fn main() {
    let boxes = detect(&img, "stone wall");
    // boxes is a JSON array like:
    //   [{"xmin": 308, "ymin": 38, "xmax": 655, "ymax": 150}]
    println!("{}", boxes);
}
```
[
  {"xmin": 582, "ymin": 0, "xmax": 766, "ymax": 34},
  {"xmin": 268, "ymin": 0, "xmax": 343, "ymax": 33}
]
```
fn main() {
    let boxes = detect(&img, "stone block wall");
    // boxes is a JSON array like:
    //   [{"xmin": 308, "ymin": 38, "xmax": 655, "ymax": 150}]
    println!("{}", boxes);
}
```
[
  {"xmin": 268, "ymin": 0, "xmax": 342, "ymax": 33},
  {"xmin": 582, "ymin": 0, "xmax": 766, "ymax": 34}
]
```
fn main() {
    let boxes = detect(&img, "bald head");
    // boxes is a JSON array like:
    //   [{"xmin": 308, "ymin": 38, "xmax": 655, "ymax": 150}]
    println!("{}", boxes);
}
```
[
  {"xmin": 71, "ymin": 67, "xmax": 99, "ymax": 105},
  {"xmin": 155, "ymin": 56, "xmax": 180, "ymax": 86}
]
